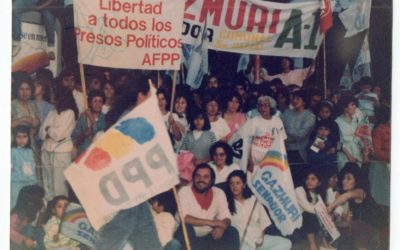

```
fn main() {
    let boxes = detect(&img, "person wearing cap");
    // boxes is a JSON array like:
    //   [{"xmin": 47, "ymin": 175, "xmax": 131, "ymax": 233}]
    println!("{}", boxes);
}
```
[
  {"xmin": 243, "ymin": 95, "xmax": 287, "ymax": 171},
  {"xmin": 281, "ymin": 90, "xmax": 316, "ymax": 187}
]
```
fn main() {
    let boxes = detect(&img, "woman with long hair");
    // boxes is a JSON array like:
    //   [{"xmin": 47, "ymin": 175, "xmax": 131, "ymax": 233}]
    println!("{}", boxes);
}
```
[
  {"xmin": 39, "ymin": 85, "xmax": 78, "ymax": 199},
  {"xmin": 225, "ymin": 170, "xmax": 292, "ymax": 250}
]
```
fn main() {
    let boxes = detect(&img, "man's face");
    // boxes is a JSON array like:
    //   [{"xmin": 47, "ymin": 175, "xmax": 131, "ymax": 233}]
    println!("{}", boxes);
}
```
[
  {"xmin": 207, "ymin": 77, "xmax": 219, "ymax": 89},
  {"xmin": 62, "ymin": 75, "xmax": 75, "ymax": 90},
  {"xmin": 193, "ymin": 168, "xmax": 213, "ymax": 193}
]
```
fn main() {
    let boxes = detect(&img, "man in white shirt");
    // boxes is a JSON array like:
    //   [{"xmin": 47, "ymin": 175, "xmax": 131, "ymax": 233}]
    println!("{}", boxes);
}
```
[
  {"xmin": 59, "ymin": 69, "xmax": 85, "ymax": 114},
  {"xmin": 175, "ymin": 164, "xmax": 240, "ymax": 250}
]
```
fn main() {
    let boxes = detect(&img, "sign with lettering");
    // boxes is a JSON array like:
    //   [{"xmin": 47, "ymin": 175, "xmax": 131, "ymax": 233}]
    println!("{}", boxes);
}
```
[
  {"xmin": 182, "ymin": 0, "xmax": 326, "ymax": 59},
  {"xmin": 249, "ymin": 130, "xmax": 302, "ymax": 236},
  {"xmin": 61, "ymin": 203, "xmax": 99, "ymax": 248},
  {"xmin": 64, "ymin": 90, "xmax": 180, "ymax": 230},
  {"xmin": 74, "ymin": 0, "xmax": 184, "ymax": 69}
]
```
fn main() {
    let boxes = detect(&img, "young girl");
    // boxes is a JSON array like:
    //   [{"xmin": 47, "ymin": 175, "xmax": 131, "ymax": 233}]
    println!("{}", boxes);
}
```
[
  {"xmin": 225, "ymin": 170, "xmax": 292, "ymax": 250},
  {"xmin": 168, "ymin": 93, "xmax": 191, "ymax": 152},
  {"xmin": 180, "ymin": 109, "xmax": 217, "ymax": 166},
  {"xmin": 11, "ymin": 125, "xmax": 38, "ymax": 208},
  {"xmin": 42, "ymin": 196, "xmax": 80, "ymax": 249},
  {"xmin": 295, "ymin": 169, "xmax": 326, "ymax": 250},
  {"xmin": 307, "ymin": 120, "xmax": 337, "ymax": 170}
]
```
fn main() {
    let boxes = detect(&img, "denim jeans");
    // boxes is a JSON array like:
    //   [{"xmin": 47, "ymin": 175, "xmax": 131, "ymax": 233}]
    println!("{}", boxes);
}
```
[
  {"xmin": 175, "ymin": 223, "xmax": 240, "ymax": 250},
  {"xmin": 12, "ymin": 0, "xmax": 55, "ymax": 45},
  {"xmin": 95, "ymin": 202, "xmax": 163, "ymax": 250}
]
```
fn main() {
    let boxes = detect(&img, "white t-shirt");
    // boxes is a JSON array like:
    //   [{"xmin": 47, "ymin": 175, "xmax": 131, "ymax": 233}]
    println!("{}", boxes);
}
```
[
  {"xmin": 209, "ymin": 162, "xmax": 241, "ymax": 184},
  {"xmin": 72, "ymin": 89, "xmax": 85, "ymax": 115},
  {"xmin": 210, "ymin": 116, "xmax": 230, "ymax": 141},
  {"xmin": 246, "ymin": 116, "xmax": 287, "ymax": 165},
  {"xmin": 178, "ymin": 186, "xmax": 231, "ymax": 237},
  {"xmin": 231, "ymin": 196, "xmax": 271, "ymax": 249},
  {"xmin": 151, "ymin": 210, "xmax": 177, "ymax": 247}
]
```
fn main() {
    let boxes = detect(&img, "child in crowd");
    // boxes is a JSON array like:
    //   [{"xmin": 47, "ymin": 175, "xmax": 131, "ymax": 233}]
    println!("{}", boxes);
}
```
[
  {"xmin": 180, "ymin": 109, "xmax": 217, "ymax": 165},
  {"xmin": 11, "ymin": 125, "xmax": 38, "ymax": 209},
  {"xmin": 355, "ymin": 77, "xmax": 379, "ymax": 124},
  {"xmin": 72, "ymin": 90, "xmax": 106, "ymax": 155},
  {"xmin": 42, "ymin": 196, "xmax": 80, "ymax": 250},
  {"xmin": 10, "ymin": 185, "xmax": 45, "ymax": 249},
  {"xmin": 149, "ymin": 192, "xmax": 181, "ymax": 250},
  {"xmin": 307, "ymin": 120, "xmax": 337, "ymax": 170},
  {"xmin": 295, "ymin": 169, "xmax": 326, "ymax": 250}
]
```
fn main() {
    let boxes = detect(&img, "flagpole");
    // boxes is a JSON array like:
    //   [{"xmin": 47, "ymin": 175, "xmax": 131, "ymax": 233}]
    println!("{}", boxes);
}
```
[
  {"xmin": 173, "ymin": 187, "xmax": 192, "ymax": 250},
  {"xmin": 323, "ymin": 38, "xmax": 327, "ymax": 99},
  {"xmin": 79, "ymin": 64, "xmax": 89, "ymax": 110},
  {"xmin": 180, "ymin": 63, "xmax": 186, "ymax": 84},
  {"xmin": 157, "ymin": 71, "xmax": 161, "ymax": 88},
  {"xmin": 169, "ymin": 71, "xmax": 178, "ymax": 111},
  {"xmin": 254, "ymin": 55, "xmax": 260, "ymax": 84},
  {"xmin": 239, "ymin": 198, "xmax": 258, "ymax": 249}
]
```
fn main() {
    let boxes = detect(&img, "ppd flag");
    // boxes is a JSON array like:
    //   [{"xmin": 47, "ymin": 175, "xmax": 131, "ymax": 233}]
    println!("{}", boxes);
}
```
[
  {"xmin": 249, "ymin": 132, "xmax": 302, "ymax": 236},
  {"xmin": 61, "ymin": 203, "xmax": 99, "ymax": 248},
  {"xmin": 65, "ymin": 92, "xmax": 180, "ymax": 230}
]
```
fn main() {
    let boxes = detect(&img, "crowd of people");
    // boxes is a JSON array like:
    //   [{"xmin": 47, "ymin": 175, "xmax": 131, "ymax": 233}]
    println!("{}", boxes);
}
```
[{"xmin": 10, "ymin": 56, "xmax": 390, "ymax": 250}]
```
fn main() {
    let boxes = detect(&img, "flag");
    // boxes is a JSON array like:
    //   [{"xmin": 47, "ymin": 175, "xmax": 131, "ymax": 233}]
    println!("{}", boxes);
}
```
[
  {"xmin": 340, "ymin": 35, "xmax": 371, "ymax": 89},
  {"xmin": 339, "ymin": 0, "xmax": 371, "ymax": 38},
  {"xmin": 228, "ymin": 123, "xmax": 252, "ymax": 172},
  {"xmin": 237, "ymin": 54, "xmax": 250, "ymax": 73},
  {"xmin": 248, "ymin": 129, "xmax": 302, "ymax": 236},
  {"xmin": 64, "ymin": 89, "xmax": 180, "ymax": 230},
  {"xmin": 185, "ymin": 22, "xmax": 209, "ymax": 89},
  {"xmin": 320, "ymin": 0, "xmax": 333, "ymax": 33}
]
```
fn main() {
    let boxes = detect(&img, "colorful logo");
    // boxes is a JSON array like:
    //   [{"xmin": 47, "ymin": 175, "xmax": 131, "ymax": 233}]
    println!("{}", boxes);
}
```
[
  {"xmin": 75, "ymin": 118, "xmax": 155, "ymax": 171},
  {"xmin": 258, "ymin": 150, "xmax": 289, "ymax": 172}
]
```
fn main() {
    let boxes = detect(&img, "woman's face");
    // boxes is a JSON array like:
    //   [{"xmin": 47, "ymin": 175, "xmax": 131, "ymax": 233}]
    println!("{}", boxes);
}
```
[
  {"xmin": 206, "ymin": 101, "xmax": 219, "ymax": 116},
  {"xmin": 175, "ymin": 97, "xmax": 187, "ymax": 115},
  {"xmin": 344, "ymin": 102, "xmax": 357, "ymax": 116},
  {"xmin": 18, "ymin": 82, "xmax": 32, "ymax": 101},
  {"xmin": 328, "ymin": 174, "xmax": 338, "ymax": 188},
  {"xmin": 157, "ymin": 93, "xmax": 167, "ymax": 111},
  {"xmin": 90, "ymin": 96, "xmax": 104, "ymax": 113},
  {"xmin": 342, "ymin": 173, "xmax": 356, "ymax": 191},
  {"xmin": 194, "ymin": 115, "xmax": 205, "ymax": 130},
  {"xmin": 305, "ymin": 173, "xmax": 320, "ymax": 191},
  {"xmin": 213, "ymin": 147, "xmax": 227, "ymax": 167},
  {"xmin": 292, "ymin": 96, "xmax": 305, "ymax": 110},
  {"xmin": 229, "ymin": 176, "xmax": 245, "ymax": 198},
  {"xmin": 104, "ymin": 83, "xmax": 115, "ymax": 99},
  {"xmin": 227, "ymin": 97, "xmax": 240, "ymax": 112},
  {"xmin": 34, "ymin": 82, "xmax": 44, "ymax": 98},
  {"xmin": 257, "ymin": 101, "xmax": 271, "ymax": 118}
]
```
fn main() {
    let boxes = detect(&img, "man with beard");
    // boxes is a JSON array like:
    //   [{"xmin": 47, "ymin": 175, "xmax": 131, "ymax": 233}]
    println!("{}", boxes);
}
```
[{"xmin": 175, "ymin": 163, "xmax": 239, "ymax": 250}]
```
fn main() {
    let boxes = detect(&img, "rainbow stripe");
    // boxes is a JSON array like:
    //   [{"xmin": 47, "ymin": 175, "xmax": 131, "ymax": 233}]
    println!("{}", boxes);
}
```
[
  {"xmin": 63, "ymin": 209, "xmax": 87, "ymax": 223},
  {"xmin": 258, "ymin": 151, "xmax": 289, "ymax": 171}
]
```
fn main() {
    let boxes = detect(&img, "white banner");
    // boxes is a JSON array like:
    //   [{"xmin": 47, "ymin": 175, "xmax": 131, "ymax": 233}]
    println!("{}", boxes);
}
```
[
  {"xmin": 61, "ymin": 203, "xmax": 99, "ymax": 248},
  {"xmin": 314, "ymin": 195, "xmax": 340, "ymax": 244},
  {"xmin": 74, "ymin": 0, "xmax": 184, "ymax": 69},
  {"xmin": 65, "ymin": 91, "xmax": 180, "ymax": 230},
  {"xmin": 182, "ymin": 0, "xmax": 325, "ymax": 59},
  {"xmin": 248, "ymin": 131, "xmax": 302, "ymax": 236}
]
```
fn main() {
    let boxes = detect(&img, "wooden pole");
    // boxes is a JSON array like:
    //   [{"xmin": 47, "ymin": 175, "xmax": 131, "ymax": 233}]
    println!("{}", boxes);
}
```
[
  {"xmin": 323, "ymin": 39, "xmax": 328, "ymax": 99},
  {"xmin": 254, "ymin": 55, "xmax": 261, "ymax": 84},
  {"xmin": 169, "ymin": 71, "xmax": 178, "ymax": 111},
  {"xmin": 157, "ymin": 71, "xmax": 161, "ymax": 88},
  {"xmin": 239, "ymin": 198, "xmax": 258, "ymax": 249},
  {"xmin": 79, "ymin": 64, "xmax": 88, "ymax": 110},
  {"xmin": 173, "ymin": 187, "xmax": 192, "ymax": 250},
  {"xmin": 180, "ymin": 63, "xmax": 186, "ymax": 84}
]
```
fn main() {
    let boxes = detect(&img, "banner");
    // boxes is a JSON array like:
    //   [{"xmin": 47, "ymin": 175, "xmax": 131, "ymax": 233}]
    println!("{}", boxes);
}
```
[
  {"xmin": 65, "ymin": 91, "xmax": 180, "ymax": 230},
  {"xmin": 229, "ymin": 124, "xmax": 252, "ymax": 172},
  {"xmin": 61, "ymin": 203, "xmax": 99, "ymax": 248},
  {"xmin": 182, "ymin": 0, "xmax": 326, "ymax": 59},
  {"xmin": 12, "ymin": 22, "xmax": 59, "ymax": 75},
  {"xmin": 74, "ymin": 0, "xmax": 184, "ymax": 69},
  {"xmin": 248, "ymin": 130, "xmax": 302, "ymax": 236},
  {"xmin": 314, "ymin": 196, "xmax": 340, "ymax": 244}
]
